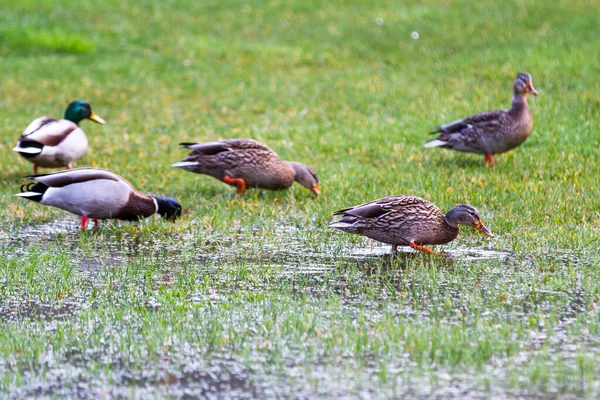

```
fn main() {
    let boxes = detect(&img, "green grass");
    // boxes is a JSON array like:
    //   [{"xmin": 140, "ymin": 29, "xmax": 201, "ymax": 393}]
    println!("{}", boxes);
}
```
[{"xmin": 1, "ymin": 0, "xmax": 600, "ymax": 397}]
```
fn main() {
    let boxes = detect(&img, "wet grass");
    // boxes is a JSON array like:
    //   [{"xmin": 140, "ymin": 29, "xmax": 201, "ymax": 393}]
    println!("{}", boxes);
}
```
[{"xmin": 1, "ymin": 0, "xmax": 600, "ymax": 397}]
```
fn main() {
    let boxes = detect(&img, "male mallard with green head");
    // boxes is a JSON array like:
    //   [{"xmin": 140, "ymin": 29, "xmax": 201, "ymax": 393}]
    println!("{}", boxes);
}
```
[{"xmin": 13, "ymin": 100, "xmax": 105, "ymax": 174}]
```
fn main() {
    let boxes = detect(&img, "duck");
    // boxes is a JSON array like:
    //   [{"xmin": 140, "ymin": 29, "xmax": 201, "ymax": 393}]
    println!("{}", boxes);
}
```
[
  {"xmin": 16, "ymin": 168, "xmax": 182, "ymax": 229},
  {"xmin": 425, "ymin": 72, "xmax": 538, "ymax": 166},
  {"xmin": 172, "ymin": 139, "xmax": 320, "ymax": 197},
  {"xmin": 13, "ymin": 100, "xmax": 105, "ymax": 174},
  {"xmin": 330, "ymin": 195, "xmax": 493, "ymax": 254}
]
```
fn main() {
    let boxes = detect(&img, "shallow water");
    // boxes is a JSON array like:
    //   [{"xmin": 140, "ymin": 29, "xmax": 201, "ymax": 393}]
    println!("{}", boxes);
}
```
[{"xmin": 1, "ymin": 218, "xmax": 599, "ymax": 398}]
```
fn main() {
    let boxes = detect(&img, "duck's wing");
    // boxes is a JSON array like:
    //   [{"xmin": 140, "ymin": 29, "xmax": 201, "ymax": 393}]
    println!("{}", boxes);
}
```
[
  {"xmin": 23, "ymin": 167, "xmax": 129, "ymax": 188},
  {"xmin": 334, "ymin": 195, "xmax": 436, "ymax": 219},
  {"xmin": 330, "ymin": 195, "xmax": 444, "ymax": 234},
  {"xmin": 180, "ymin": 139, "xmax": 274, "ymax": 155},
  {"xmin": 425, "ymin": 110, "xmax": 509, "ymax": 152},
  {"xmin": 176, "ymin": 139, "xmax": 278, "ymax": 170},
  {"xmin": 19, "ymin": 117, "xmax": 80, "ymax": 146}
]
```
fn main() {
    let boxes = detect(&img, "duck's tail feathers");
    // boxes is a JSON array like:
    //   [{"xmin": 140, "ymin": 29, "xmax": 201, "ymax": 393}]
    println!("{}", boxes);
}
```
[
  {"xmin": 171, "ymin": 161, "xmax": 199, "ymax": 168},
  {"xmin": 179, "ymin": 142, "xmax": 199, "ymax": 148},
  {"xmin": 13, "ymin": 144, "xmax": 43, "ymax": 155},
  {"xmin": 424, "ymin": 139, "xmax": 448, "ymax": 148},
  {"xmin": 15, "ymin": 182, "xmax": 48, "ymax": 202},
  {"xmin": 329, "ymin": 221, "xmax": 357, "ymax": 232}
]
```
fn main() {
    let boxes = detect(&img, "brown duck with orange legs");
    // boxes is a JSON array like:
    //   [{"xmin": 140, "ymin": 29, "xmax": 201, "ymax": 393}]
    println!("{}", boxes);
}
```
[
  {"xmin": 330, "ymin": 195, "xmax": 493, "ymax": 255},
  {"xmin": 425, "ymin": 72, "xmax": 538, "ymax": 166},
  {"xmin": 172, "ymin": 139, "xmax": 320, "ymax": 197}
]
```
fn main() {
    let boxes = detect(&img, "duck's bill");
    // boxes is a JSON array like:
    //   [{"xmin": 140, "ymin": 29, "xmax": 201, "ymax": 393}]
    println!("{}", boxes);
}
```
[
  {"xmin": 312, "ymin": 184, "xmax": 321, "ymax": 197},
  {"xmin": 475, "ymin": 221, "xmax": 494, "ymax": 237},
  {"xmin": 89, "ymin": 113, "xmax": 106, "ymax": 124},
  {"xmin": 526, "ymin": 84, "xmax": 538, "ymax": 96}
]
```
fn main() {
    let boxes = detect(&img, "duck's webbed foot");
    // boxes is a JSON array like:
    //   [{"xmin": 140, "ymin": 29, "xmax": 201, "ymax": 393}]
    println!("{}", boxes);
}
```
[{"xmin": 410, "ymin": 242, "xmax": 447, "ymax": 257}]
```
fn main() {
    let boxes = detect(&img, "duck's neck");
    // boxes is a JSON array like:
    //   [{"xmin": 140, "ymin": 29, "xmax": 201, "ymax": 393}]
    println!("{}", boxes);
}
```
[
  {"xmin": 64, "ymin": 111, "xmax": 83, "ymax": 125},
  {"xmin": 508, "ymin": 92, "xmax": 529, "ymax": 117},
  {"xmin": 439, "ymin": 216, "xmax": 460, "ymax": 243}
]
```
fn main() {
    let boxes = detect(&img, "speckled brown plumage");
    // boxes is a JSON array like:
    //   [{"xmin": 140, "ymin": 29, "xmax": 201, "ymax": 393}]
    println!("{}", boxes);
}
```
[
  {"xmin": 330, "ymin": 195, "xmax": 493, "ymax": 254},
  {"xmin": 425, "ymin": 72, "xmax": 538, "ymax": 165},
  {"xmin": 172, "ymin": 139, "xmax": 320, "ymax": 196}
]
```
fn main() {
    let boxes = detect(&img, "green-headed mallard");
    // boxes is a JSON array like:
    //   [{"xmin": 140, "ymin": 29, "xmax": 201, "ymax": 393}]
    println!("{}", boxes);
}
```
[
  {"xmin": 172, "ymin": 139, "xmax": 320, "ymax": 196},
  {"xmin": 425, "ymin": 72, "xmax": 538, "ymax": 166},
  {"xmin": 16, "ymin": 168, "xmax": 181, "ymax": 229},
  {"xmin": 13, "ymin": 100, "xmax": 105, "ymax": 174},
  {"xmin": 330, "ymin": 195, "xmax": 493, "ymax": 254}
]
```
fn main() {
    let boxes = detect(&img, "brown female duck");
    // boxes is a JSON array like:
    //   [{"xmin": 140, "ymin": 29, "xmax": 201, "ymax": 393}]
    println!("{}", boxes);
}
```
[
  {"xmin": 425, "ymin": 72, "xmax": 538, "ymax": 166},
  {"xmin": 330, "ymin": 195, "xmax": 493, "ymax": 254},
  {"xmin": 172, "ymin": 139, "xmax": 320, "ymax": 196}
]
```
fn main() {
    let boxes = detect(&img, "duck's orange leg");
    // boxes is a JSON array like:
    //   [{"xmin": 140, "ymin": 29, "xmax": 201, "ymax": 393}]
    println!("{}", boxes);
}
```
[
  {"xmin": 33, "ymin": 164, "xmax": 38, "ymax": 175},
  {"xmin": 410, "ymin": 242, "xmax": 446, "ymax": 256},
  {"xmin": 484, "ymin": 154, "xmax": 494, "ymax": 166},
  {"xmin": 81, "ymin": 215, "xmax": 88, "ymax": 230},
  {"xmin": 93, "ymin": 219, "xmax": 100, "ymax": 228},
  {"xmin": 224, "ymin": 176, "xmax": 247, "ymax": 196},
  {"xmin": 392, "ymin": 244, "xmax": 398, "ymax": 253}
]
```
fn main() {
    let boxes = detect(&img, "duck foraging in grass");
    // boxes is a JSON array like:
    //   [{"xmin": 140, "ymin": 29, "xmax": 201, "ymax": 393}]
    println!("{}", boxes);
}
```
[
  {"xmin": 172, "ymin": 139, "xmax": 320, "ymax": 197},
  {"xmin": 16, "ymin": 168, "xmax": 182, "ymax": 230},
  {"xmin": 425, "ymin": 72, "xmax": 538, "ymax": 166},
  {"xmin": 330, "ymin": 195, "xmax": 493, "ymax": 255},
  {"xmin": 13, "ymin": 100, "xmax": 105, "ymax": 174}
]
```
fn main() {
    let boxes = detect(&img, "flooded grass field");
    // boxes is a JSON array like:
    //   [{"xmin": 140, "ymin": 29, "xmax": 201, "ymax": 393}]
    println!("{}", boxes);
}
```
[
  {"xmin": 1, "ymin": 0, "xmax": 600, "ymax": 397},
  {"xmin": 1, "ymin": 218, "xmax": 599, "ymax": 398}
]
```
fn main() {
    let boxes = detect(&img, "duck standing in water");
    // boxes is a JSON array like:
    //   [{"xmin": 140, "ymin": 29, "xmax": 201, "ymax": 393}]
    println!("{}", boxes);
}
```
[
  {"xmin": 13, "ymin": 100, "xmax": 105, "ymax": 174},
  {"xmin": 425, "ymin": 72, "xmax": 538, "ymax": 166},
  {"xmin": 330, "ymin": 195, "xmax": 493, "ymax": 255},
  {"xmin": 16, "ymin": 168, "xmax": 182, "ymax": 229}
]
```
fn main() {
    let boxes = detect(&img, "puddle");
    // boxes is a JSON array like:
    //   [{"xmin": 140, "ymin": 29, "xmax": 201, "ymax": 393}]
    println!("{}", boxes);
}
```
[
  {"xmin": 12, "ymin": 217, "xmax": 79, "ymax": 241},
  {"xmin": 0, "ymin": 298, "xmax": 80, "ymax": 322},
  {"xmin": 1, "ymin": 220, "xmax": 599, "ymax": 398}
]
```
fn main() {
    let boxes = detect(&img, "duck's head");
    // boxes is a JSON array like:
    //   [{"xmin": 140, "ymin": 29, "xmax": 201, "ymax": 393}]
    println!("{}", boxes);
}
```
[
  {"xmin": 155, "ymin": 197, "xmax": 183, "ymax": 221},
  {"xmin": 514, "ymin": 72, "xmax": 538, "ymax": 96},
  {"xmin": 444, "ymin": 204, "xmax": 493, "ymax": 237},
  {"xmin": 64, "ymin": 100, "xmax": 106, "ymax": 125},
  {"xmin": 287, "ymin": 161, "xmax": 321, "ymax": 197}
]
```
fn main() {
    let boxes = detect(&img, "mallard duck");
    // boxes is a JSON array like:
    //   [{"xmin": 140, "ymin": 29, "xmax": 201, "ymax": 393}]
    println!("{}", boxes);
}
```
[
  {"xmin": 425, "ymin": 72, "xmax": 538, "ymax": 166},
  {"xmin": 13, "ymin": 100, "xmax": 105, "ymax": 174},
  {"xmin": 330, "ymin": 195, "xmax": 493, "ymax": 254},
  {"xmin": 172, "ymin": 139, "xmax": 320, "ymax": 197},
  {"xmin": 16, "ymin": 168, "xmax": 182, "ymax": 229}
]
